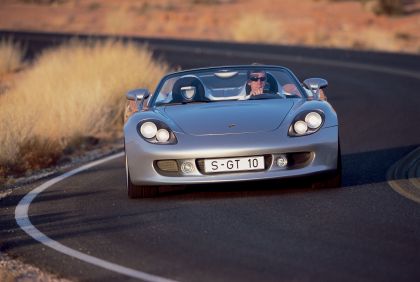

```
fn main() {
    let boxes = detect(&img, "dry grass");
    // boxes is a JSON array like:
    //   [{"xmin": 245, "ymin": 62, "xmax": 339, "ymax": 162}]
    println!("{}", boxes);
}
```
[
  {"xmin": 0, "ymin": 38, "xmax": 25, "ymax": 77},
  {"xmin": 0, "ymin": 39, "xmax": 169, "ymax": 178},
  {"xmin": 229, "ymin": 14, "xmax": 287, "ymax": 44}
]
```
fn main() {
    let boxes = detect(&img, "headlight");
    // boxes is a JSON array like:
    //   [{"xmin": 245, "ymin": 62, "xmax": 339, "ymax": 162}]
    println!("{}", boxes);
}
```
[
  {"xmin": 140, "ymin": 122, "xmax": 158, "ymax": 139},
  {"xmin": 138, "ymin": 120, "xmax": 177, "ymax": 144},
  {"xmin": 289, "ymin": 110, "xmax": 324, "ymax": 137},
  {"xmin": 305, "ymin": 112, "xmax": 322, "ymax": 129},
  {"xmin": 156, "ymin": 129, "xmax": 170, "ymax": 142},
  {"xmin": 293, "ymin": 121, "xmax": 308, "ymax": 135}
]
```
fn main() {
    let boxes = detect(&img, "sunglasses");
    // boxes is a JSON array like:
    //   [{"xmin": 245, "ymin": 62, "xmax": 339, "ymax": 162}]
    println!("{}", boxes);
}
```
[{"xmin": 250, "ymin": 76, "xmax": 266, "ymax": 82}]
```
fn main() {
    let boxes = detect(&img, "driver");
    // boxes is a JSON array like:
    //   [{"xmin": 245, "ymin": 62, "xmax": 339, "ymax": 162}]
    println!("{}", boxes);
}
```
[{"xmin": 247, "ymin": 70, "xmax": 268, "ymax": 96}]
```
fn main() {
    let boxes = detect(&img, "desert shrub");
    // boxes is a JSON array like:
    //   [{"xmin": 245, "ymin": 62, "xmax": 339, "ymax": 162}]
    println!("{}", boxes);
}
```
[
  {"xmin": 372, "ymin": 0, "xmax": 404, "ymax": 16},
  {"xmin": 329, "ymin": 0, "xmax": 405, "ymax": 16},
  {"xmin": 87, "ymin": 2, "xmax": 101, "ymax": 11},
  {"xmin": 0, "ymin": 38, "xmax": 25, "ymax": 77},
  {"xmin": 328, "ymin": 0, "xmax": 405, "ymax": 16},
  {"xmin": 0, "ymin": 39, "xmax": 169, "ymax": 178},
  {"xmin": 18, "ymin": 0, "xmax": 67, "ymax": 4},
  {"xmin": 191, "ymin": 0, "xmax": 235, "ymax": 4}
]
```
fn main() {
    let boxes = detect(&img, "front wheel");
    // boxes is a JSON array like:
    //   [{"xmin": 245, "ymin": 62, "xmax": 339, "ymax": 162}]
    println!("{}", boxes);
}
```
[
  {"xmin": 311, "ymin": 168, "xmax": 342, "ymax": 189},
  {"xmin": 312, "ymin": 142, "xmax": 342, "ymax": 189},
  {"xmin": 125, "ymin": 155, "xmax": 158, "ymax": 198}
]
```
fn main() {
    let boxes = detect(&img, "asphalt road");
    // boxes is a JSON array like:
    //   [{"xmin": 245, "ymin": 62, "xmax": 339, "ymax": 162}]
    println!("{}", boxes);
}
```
[{"xmin": 1, "ymin": 31, "xmax": 420, "ymax": 282}]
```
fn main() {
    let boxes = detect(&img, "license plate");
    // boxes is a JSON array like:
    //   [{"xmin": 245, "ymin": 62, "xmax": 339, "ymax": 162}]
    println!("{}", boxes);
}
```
[{"xmin": 204, "ymin": 156, "xmax": 264, "ymax": 173}]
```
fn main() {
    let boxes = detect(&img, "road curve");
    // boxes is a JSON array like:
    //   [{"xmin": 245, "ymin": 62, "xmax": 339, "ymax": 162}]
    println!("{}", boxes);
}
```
[{"xmin": 1, "ymin": 30, "xmax": 420, "ymax": 282}]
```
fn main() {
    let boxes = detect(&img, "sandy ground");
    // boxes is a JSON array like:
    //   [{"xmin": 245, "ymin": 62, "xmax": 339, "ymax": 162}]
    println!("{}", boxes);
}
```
[{"xmin": 0, "ymin": 0, "xmax": 419, "ymax": 54}]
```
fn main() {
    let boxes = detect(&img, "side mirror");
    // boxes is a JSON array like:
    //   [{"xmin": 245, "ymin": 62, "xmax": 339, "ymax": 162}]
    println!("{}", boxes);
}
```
[
  {"xmin": 303, "ymin": 78, "xmax": 328, "ymax": 91},
  {"xmin": 303, "ymin": 78, "xmax": 328, "ymax": 100},
  {"xmin": 126, "ymin": 88, "xmax": 150, "ymax": 101},
  {"xmin": 125, "ymin": 89, "xmax": 150, "ymax": 119}
]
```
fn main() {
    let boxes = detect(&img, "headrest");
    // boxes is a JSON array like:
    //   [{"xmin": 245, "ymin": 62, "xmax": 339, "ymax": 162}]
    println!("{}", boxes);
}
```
[{"xmin": 172, "ymin": 76, "xmax": 206, "ymax": 103}]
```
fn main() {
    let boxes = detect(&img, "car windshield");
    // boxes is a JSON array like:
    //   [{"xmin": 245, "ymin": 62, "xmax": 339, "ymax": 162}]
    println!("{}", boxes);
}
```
[{"xmin": 150, "ymin": 66, "xmax": 306, "ymax": 106}]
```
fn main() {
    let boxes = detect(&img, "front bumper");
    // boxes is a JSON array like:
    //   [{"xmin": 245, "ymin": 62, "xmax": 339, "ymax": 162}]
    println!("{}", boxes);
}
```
[{"xmin": 125, "ymin": 126, "xmax": 339, "ymax": 185}]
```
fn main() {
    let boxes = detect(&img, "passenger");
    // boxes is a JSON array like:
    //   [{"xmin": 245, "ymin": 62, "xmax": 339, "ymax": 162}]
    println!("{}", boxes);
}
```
[
  {"xmin": 282, "ymin": 83, "xmax": 326, "ymax": 100},
  {"xmin": 282, "ymin": 83, "xmax": 302, "ymax": 97}
]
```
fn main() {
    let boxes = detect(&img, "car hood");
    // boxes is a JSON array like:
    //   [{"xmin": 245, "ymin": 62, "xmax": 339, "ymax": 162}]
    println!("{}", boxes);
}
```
[{"xmin": 163, "ymin": 99, "xmax": 294, "ymax": 136}]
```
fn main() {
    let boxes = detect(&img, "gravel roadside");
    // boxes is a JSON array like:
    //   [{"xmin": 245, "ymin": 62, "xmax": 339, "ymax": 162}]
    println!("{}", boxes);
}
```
[{"xmin": 0, "ymin": 252, "xmax": 73, "ymax": 282}]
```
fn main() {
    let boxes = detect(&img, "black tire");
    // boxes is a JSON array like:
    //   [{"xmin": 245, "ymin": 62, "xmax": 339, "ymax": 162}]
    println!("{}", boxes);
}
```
[
  {"xmin": 311, "ymin": 168, "xmax": 342, "ymax": 189},
  {"xmin": 125, "ymin": 155, "xmax": 158, "ymax": 198},
  {"xmin": 312, "ymin": 142, "xmax": 342, "ymax": 189}
]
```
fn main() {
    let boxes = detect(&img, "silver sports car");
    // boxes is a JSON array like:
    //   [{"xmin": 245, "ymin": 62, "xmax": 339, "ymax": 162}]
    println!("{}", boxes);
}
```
[{"xmin": 124, "ymin": 65, "xmax": 341, "ymax": 198}]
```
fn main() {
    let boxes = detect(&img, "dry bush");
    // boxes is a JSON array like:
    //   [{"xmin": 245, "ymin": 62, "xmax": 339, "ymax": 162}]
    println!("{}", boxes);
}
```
[
  {"xmin": 329, "ymin": 0, "xmax": 405, "ymax": 16},
  {"xmin": 87, "ymin": 2, "xmax": 101, "ymax": 11},
  {"xmin": 18, "ymin": 0, "xmax": 67, "ymax": 4},
  {"xmin": 229, "ymin": 14, "xmax": 287, "ymax": 44},
  {"xmin": 0, "ymin": 39, "xmax": 169, "ymax": 177},
  {"xmin": 191, "ymin": 0, "xmax": 235, "ymax": 4},
  {"xmin": 371, "ymin": 0, "xmax": 405, "ymax": 16},
  {"xmin": 0, "ymin": 38, "xmax": 25, "ymax": 77}
]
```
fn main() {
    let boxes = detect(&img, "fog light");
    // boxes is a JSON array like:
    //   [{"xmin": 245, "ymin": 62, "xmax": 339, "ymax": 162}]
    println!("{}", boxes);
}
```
[
  {"xmin": 156, "ymin": 160, "xmax": 178, "ymax": 172},
  {"xmin": 276, "ymin": 155, "xmax": 288, "ymax": 167},
  {"xmin": 181, "ymin": 161, "xmax": 195, "ymax": 173}
]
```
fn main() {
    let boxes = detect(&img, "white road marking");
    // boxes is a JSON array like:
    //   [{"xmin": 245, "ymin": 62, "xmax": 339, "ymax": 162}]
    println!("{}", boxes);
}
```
[
  {"xmin": 15, "ymin": 152, "xmax": 179, "ymax": 282},
  {"xmin": 387, "ymin": 147, "xmax": 420, "ymax": 204}
]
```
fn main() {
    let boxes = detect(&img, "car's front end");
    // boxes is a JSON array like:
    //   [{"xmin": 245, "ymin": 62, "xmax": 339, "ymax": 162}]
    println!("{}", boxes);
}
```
[
  {"xmin": 125, "ymin": 100, "xmax": 339, "ymax": 186},
  {"xmin": 124, "ymin": 65, "xmax": 340, "ymax": 197}
]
